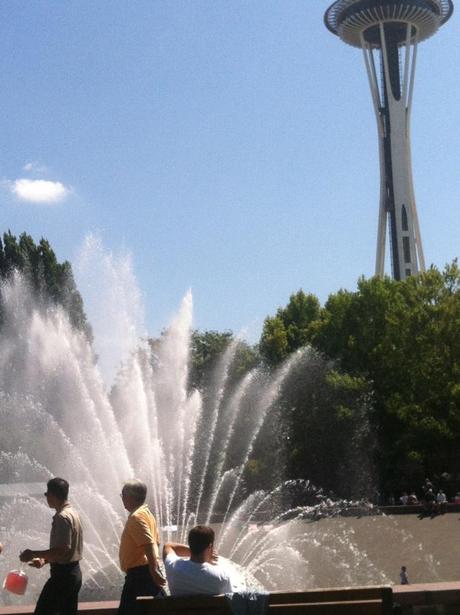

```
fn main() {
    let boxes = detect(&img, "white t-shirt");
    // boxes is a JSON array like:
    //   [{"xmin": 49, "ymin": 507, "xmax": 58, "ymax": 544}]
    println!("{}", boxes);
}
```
[{"xmin": 164, "ymin": 552, "xmax": 233, "ymax": 597}]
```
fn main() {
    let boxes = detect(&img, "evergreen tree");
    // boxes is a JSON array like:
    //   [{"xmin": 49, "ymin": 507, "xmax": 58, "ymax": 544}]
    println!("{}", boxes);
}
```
[{"xmin": 0, "ymin": 231, "xmax": 90, "ymax": 337}]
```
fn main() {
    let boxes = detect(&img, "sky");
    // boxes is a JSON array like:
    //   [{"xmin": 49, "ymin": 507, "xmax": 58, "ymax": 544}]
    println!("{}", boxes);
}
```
[{"xmin": 1, "ymin": 1, "xmax": 458, "ymax": 341}]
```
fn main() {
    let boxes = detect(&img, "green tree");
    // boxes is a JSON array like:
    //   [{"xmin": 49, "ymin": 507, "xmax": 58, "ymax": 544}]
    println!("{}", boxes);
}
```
[
  {"xmin": 189, "ymin": 329, "xmax": 259, "ymax": 392},
  {"xmin": 310, "ymin": 263, "xmax": 460, "ymax": 493},
  {"xmin": 258, "ymin": 264, "xmax": 460, "ymax": 497},
  {"xmin": 259, "ymin": 290, "xmax": 320, "ymax": 365},
  {"xmin": 0, "ymin": 231, "xmax": 90, "ymax": 337},
  {"xmin": 259, "ymin": 290, "xmax": 374, "ymax": 497},
  {"xmin": 280, "ymin": 354, "xmax": 374, "ymax": 499},
  {"xmin": 189, "ymin": 330, "xmax": 233, "ymax": 391}
]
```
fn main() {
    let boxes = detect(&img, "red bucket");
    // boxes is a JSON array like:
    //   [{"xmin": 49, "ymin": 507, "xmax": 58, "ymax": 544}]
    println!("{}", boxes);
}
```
[{"xmin": 3, "ymin": 570, "xmax": 28, "ymax": 595}]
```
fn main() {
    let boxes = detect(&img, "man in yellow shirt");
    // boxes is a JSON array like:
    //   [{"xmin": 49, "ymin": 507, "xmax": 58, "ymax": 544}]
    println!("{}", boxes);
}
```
[{"xmin": 118, "ymin": 480, "xmax": 165, "ymax": 614}]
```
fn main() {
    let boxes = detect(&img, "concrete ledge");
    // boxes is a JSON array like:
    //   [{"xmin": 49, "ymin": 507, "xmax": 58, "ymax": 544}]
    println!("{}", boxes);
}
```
[
  {"xmin": 0, "ymin": 601, "xmax": 118, "ymax": 615},
  {"xmin": 2, "ymin": 583, "xmax": 460, "ymax": 615},
  {"xmin": 393, "ymin": 581, "xmax": 460, "ymax": 606},
  {"xmin": 379, "ymin": 505, "xmax": 460, "ymax": 516}
]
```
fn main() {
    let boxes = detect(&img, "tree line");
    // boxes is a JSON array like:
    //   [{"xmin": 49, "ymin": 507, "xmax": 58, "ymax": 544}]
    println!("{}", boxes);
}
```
[
  {"xmin": 185, "ymin": 263, "xmax": 460, "ymax": 500},
  {"xmin": 1, "ymin": 231, "xmax": 459, "ymax": 500}
]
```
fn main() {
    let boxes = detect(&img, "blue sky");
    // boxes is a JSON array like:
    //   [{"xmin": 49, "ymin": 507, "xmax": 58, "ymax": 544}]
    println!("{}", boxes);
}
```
[{"xmin": 1, "ymin": 1, "xmax": 458, "ymax": 341}]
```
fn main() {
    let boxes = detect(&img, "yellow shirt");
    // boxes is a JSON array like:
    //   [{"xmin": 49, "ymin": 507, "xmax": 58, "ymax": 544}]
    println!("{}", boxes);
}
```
[{"xmin": 119, "ymin": 504, "xmax": 160, "ymax": 572}]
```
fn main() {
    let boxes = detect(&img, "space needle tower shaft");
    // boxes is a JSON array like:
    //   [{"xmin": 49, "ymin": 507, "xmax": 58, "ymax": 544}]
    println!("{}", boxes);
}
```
[{"xmin": 325, "ymin": 0, "xmax": 453, "ymax": 280}]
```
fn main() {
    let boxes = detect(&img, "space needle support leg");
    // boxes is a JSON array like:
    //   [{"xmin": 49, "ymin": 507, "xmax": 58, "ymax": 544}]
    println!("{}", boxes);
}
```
[
  {"xmin": 362, "ymin": 38, "xmax": 382, "ymax": 128},
  {"xmin": 407, "ymin": 33, "xmax": 418, "ymax": 118},
  {"xmin": 379, "ymin": 23, "xmax": 392, "ymax": 99},
  {"xmin": 361, "ymin": 33, "xmax": 386, "ymax": 277},
  {"xmin": 402, "ymin": 23, "xmax": 412, "ymax": 105},
  {"xmin": 405, "ymin": 31, "xmax": 426, "ymax": 271}
]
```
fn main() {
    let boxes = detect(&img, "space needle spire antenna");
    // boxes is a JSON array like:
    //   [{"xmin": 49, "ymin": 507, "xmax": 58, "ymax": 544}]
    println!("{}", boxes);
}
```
[{"xmin": 324, "ymin": 0, "xmax": 453, "ymax": 280}]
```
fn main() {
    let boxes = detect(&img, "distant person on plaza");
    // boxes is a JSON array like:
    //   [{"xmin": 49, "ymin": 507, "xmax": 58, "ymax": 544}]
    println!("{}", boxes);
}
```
[
  {"xmin": 163, "ymin": 525, "xmax": 234, "ymax": 596},
  {"xmin": 400, "ymin": 492, "xmax": 409, "ymax": 505},
  {"xmin": 399, "ymin": 566, "xmax": 409, "ymax": 585},
  {"xmin": 436, "ymin": 489, "xmax": 447, "ymax": 514},
  {"xmin": 19, "ymin": 477, "xmax": 83, "ymax": 615},
  {"xmin": 118, "ymin": 479, "xmax": 165, "ymax": 615},
  {"xmin": 408, "ymin": 492, "xmax": 419, "ymax": 505}
]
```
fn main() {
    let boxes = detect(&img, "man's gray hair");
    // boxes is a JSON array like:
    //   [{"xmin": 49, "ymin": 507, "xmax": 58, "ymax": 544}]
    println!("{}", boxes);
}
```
[{"xmin": 122, "ymin": 479, "xmax": 147, "ymax": 504}]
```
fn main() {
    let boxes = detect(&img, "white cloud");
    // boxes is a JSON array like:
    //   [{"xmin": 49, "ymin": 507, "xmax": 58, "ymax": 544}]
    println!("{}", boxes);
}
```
[
  {"xmin": 23, "ymin": 161, "xmax": 48, "ymax": 174},
  {"xmin": 10, "ymin": 178, "xmax": 70, "ymax": 204}
]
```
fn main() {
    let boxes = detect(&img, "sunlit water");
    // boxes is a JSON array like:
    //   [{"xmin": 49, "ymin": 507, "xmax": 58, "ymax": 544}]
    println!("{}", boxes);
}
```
[{"xmin": 0, "ymin": 237, "xmax": 441, "ymax": 605}]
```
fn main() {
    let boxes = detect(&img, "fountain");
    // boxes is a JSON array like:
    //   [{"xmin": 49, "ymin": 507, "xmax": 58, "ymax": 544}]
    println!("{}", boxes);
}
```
[{"xmin": 0, "ymin": 237, "xmax": 449, "ymax": 606}]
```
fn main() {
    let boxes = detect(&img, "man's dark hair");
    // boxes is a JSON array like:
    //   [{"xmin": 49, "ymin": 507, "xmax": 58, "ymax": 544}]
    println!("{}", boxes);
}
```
[
  {"xmin": 188, "ymin": 525, "xmax": 214, "ymax": 556},
  {"xmin": 47, "ymin": 477, "xmax": 69, "ymax": 501}
]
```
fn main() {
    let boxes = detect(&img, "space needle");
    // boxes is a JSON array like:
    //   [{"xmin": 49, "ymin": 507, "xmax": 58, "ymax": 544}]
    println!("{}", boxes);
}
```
[{"xmin": 324, "ymin": 0, "xmax": 454, "ymax": 280}]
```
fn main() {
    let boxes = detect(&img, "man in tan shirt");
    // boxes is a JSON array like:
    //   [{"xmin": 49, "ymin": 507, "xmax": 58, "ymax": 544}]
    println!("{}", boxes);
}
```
[
  {"xmin": 118, "ymin": 479, "xmax": 165, "ymax": 615},
  {"xmin": 20, "ymin": 477, "xmax": 83, "ymax": 615}
]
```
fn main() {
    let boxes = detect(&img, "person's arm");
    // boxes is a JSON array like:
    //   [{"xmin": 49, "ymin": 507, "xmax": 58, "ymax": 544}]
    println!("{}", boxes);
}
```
[
  {"xmin": 20, "ymin": 545, "xmax": 70, "ymax": 564},
  {"xmin": 22, "ymin": 512, "xmax": 74, "ymax": 565},
  {"xmin": 163, "ymin": 542, "xmax": 190, "ymax": 560},
  {"xmin": 144, "ymin": 543, "xmax": 166, "ymax": 587}
]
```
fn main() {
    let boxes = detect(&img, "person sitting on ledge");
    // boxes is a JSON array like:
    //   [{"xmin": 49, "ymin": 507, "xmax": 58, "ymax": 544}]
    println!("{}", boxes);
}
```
[
  {"xmin": 408, "ymin": 492, "xmax": 419, "ymax": 505},
  {"xmin": 163, "ymin": 525, "xmax": 234, "ymax": 596},
  {"xmin": 436, "ymin": 489, "xmax": 447, "ymax": 514}
]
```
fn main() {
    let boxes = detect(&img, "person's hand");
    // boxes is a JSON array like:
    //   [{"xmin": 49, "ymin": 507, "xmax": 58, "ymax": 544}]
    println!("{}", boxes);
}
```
[
  {"xmin": 28, "ymin": 558, "xmax": 46, "ymax": 569},
  {"xmin": 20, "ymin": 549, "xmax": 34, "ymax": 563},
  {"xmin": 150, "ymin": 567, "xmax": 166, "ymax": 587},
  {"xmin": 211, "ymin": 548, "xmax": 219, "ymax": 565},
  {"xmin": 0, "ymin": 542, "xmax": 3, "ymax": 555}
]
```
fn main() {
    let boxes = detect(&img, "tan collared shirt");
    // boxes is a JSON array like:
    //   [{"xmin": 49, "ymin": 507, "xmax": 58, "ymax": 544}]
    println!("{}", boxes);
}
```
[{"xmin": 50, "ymin": 502, "xmax": 83, "ymax": 563}]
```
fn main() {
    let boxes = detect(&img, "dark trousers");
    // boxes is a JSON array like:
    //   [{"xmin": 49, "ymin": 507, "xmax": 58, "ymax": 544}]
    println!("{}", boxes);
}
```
[
  {"xmin": 118, "ymin": 565, "xmax": 164, "ymax": 615},
  {"xmin": 35, "ymin": 562, "xmax": 82, "ymax": 615}
]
